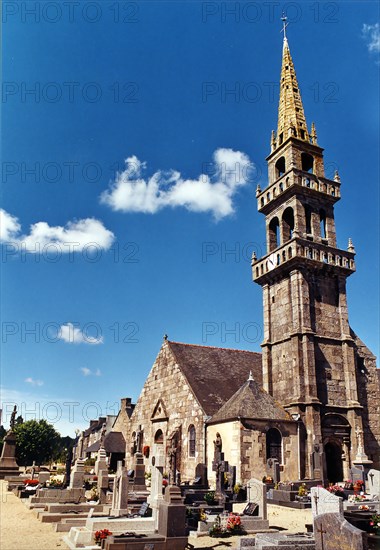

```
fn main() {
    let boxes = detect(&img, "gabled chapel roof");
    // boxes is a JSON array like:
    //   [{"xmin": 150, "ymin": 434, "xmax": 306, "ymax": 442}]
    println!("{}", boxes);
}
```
[
  {"xmin": 167, "ymin": 341, "xmax": 262, "ymax": 417},
  {"xmin": 208, "ymin": 374, "xmax": 292, "ymax": 424}
]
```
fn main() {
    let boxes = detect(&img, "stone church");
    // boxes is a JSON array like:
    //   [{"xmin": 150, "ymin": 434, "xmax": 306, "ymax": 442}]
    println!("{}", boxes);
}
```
[{"xmin": 119, "ymin": 34, "xmax": 380, "ymax": 485}]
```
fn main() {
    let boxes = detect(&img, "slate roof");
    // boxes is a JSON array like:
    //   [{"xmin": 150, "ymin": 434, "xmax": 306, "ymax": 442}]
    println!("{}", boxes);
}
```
[
  {"xmin": 167, "ymin": 341, "xmax": 262, "ymax": 417},
  {"xmin": 207, "ymin": 376, "xmax": 292, "ymax": 423},
  {"xmin": 85, "ymin": 431, "xmax": 126, "ymax": 454}
]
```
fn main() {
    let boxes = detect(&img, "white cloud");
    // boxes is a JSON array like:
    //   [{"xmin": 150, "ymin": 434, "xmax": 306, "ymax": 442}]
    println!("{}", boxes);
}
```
[
  {"xmin": 100, "ymin": 148, "xmax": 254, "ymax": 220},
  {"xmin": 0, "ymin": 209, "xmax": 21, "ymax": 241},
  {"xmin": 25, "ymin": 377, "xmax": 44, "ymax": 387},
  {"xmin": 80, "ymin": 367, "xmax": 101, "ymax": 377},
  {"xmin": 0, "ymin": 209, "xmax": 115, "ymax": 253},
  {"xmin": 59, "ymin": 323, "xmax": 103, "ymax": 345},
  {"xmin": 362, "ymin": 23, "xmax": 380, "ymax": 54}
]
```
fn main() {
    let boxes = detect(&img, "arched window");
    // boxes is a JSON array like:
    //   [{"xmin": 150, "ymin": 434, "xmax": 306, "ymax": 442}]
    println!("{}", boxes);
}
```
[
  {"xmin": 188, "ymin": 425, "xmax": 196, "ymax": 457},
  {"xmin": 301, "ymin": 152, "xmax": 314, "ymax": 173},
  {"xmin": 282, "ymin": 207, "xmax": 294, "ymax": 243},
  {"xmin": 275, "ymin": 156, "xmax": 286, "ymax": 178},
  {"xmin": 154, "ymin": 429, "xmax": 164, "ymax": 444},
  {"xmin": 320, "ymin": 209, "xmax": 327, "ymax": 238},
  {"xmin": 268, "ymin": 217, "xmax": 280, "ymax": 251},
  {"xmin": 305, "ymin": 205, "xmax": 312, "ymax": 234},
  {"xmin": 266, "ymin": 428, "xmax": 282, "ymax": 463}
]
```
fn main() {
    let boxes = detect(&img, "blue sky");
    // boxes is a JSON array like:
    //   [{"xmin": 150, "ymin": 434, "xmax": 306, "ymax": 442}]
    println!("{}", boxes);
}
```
[{"xmin": 1, "ymin": 1, "xmax": 379, "ymax": 436}]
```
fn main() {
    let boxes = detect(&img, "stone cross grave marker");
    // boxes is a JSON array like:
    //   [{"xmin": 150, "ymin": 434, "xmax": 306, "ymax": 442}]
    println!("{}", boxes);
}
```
[
  {"xmin": 311, "ymin": 486, "xmax": 343, "ymax": 517},
  {"xmin": 367, "ymin": 468, "xmax": 379, "ymax": 499},
  {"xmin": 212, "ymin": 432, "xmax": 228, "ymax": 505},
  {"xmin": 247, "ymin": 478, "xmax": 267, "ymax": 520}
]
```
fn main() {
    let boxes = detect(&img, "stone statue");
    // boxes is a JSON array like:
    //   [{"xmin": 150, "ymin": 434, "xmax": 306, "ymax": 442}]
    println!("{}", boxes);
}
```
[
  {"xmin": 136, "ymin": 425, "xmax": 142, "ymax": 453},
  {"xmin": 100, "ymin": 423, "xmax": 107, "ymax": 447},
  {"xmin": 213, "ymin": 433, "xmax": 222, "ymax": 458},
  {"xmin": 9, "ymin": 405, "xmax": 17, "ymax": 430}
]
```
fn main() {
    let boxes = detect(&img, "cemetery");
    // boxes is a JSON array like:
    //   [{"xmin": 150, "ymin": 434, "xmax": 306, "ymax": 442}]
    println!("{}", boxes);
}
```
[{"xmin": 2, "ymin": 10, "xmax": 380, "ymax": 550}]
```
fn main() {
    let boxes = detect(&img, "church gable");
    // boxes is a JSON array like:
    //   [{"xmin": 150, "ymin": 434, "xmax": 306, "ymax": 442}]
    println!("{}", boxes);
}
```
[{"xmin": 151, "ymin": 399, "xmax": 169, "ymax": 422}]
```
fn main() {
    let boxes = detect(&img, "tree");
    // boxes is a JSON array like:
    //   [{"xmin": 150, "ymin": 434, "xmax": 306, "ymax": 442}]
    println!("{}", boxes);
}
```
[{"xmin": 14, "ymin": 419, "xmax": 61, "ymax": 466}]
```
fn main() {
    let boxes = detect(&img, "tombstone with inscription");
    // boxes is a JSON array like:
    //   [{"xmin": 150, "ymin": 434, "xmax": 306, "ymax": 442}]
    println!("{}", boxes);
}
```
[
  {"xmin": 311, "ymin": 486, "xmax": 343, "ymax": 517},
  {"xmin": 314, "ymin": 512, "xmax": 368, "ymax": 550},
  {"xmin": 148, "ymin": 446, "xmax": 165, "ymax": 530},
  {"xmin": 350, "ymin": 465, "xmax": 366, "ymax": 485},
  {"xmin": 110, "ymin": 461, "xmax": 129, "ymax": 516},
  {"xmin": 212, "ymin": 433, "xmax": 228, "ymax": 505}
]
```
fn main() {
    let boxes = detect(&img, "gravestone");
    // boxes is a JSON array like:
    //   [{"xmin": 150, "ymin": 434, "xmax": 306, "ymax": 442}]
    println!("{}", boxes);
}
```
[
  {"xmin": 195, "ymin": 463, "xmax": 208, "ymax": 487},
  {"xmin": 311, "ymin": 486, "xmax": 343, "ymax": 517},
  {"xmin": 95, "ymin": 445, "xmax": 108, "ymax": 475},
  {"xmin": 267, "ymin": 457, "xmax": 280, "ymax": 484},
  {"xmin": 157, "ymin": 485, "xmax": 187, "ymax": 538},
  {"xmin": 38, "ymin": 471, "xmax": 50, "ymax": 485},
  {"xmin": 110, "ymin": 461, "xmax": 129, "ymax": 516},
  {"xmin": 98, "ymin": 468, "xmax": 109, "ymax": 504},
  {"xmin": 69, "ymin": 458, "xmax": 85, "ymax": 489},
  {"xmin": 132, "ymin": 452, "xmax": 146, "ymax": 491},
  {"xmin": 314, "ymin": 512, "xmax": 368, "ymax": 550},
  {"xmin": 350, "ymin": 465, "xmax": 365, "ymax": 485},
  {"xmin": 252, "ymin": 532, "xmax": 315, "ymax": 549},
  {"xmin": 247, "ymin": 478, "xmax": 267, "ymax": 520},
  {"xmin": 148, "ymin": 445, "xmax": 165, "ymax": 530},
  {"xmin": 367, "ymin": 469, "xmax": 380, "ymax": 498},
  {"xmin": 311, "ymin": 444, "xmax": 324, "ymax": 481},
  {"xmin": 212, "ymin": 432, "xmax": 228, "ymax": 505}
]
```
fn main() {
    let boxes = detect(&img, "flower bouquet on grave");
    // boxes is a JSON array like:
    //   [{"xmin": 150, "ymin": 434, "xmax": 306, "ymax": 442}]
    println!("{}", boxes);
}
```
[
  {"xmin": 48, "ymin": 478, "xmax": 63, "ymax": 488},
  {"xmin": 359, "ymin": 505, "xmax": 370, "ymax": 511},
  {"xmin": 354, "ymin": 480, "xmax": 364, "ymax": 492},
  {"xmin": 24, "ymin": 479, "xmax": 39, "ymax": 487},
  {"xmin": 344, "ymin": 479, "xmax": 354, "ymax": 490},
  {"xmin": 94, "ymin": 529, "xmax": 112, "ymax": 546},
  {"xmin": 209, "ymin": 515, "xmax": 229, "ymax": 538},
  {"xmin": 226, "ymin": 513, "xmax": 243, "ymax": 534},
  {"xmin": 369, "ymin": 513, "xmax": 380, "ymax": 535}
]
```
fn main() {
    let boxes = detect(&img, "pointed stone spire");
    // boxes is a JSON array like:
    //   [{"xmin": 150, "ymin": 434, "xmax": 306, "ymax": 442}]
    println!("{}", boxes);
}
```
[
  {"xmin": 334, "ymin": 170, "xmax": 341, "ymax": 183},
  {"xmin": 255, "ymin": 184, "xmax": 261, "ymax": 197},
  {"xmin": 248, "ymin": 370, "xmax": 254, "ymax": 381},
  {"xmin": 311, "ymin": 122, "xmax": 318, "ymax": 145},
  {"xmin": 277, "ymin": 35, "xmax": 309, "ymax": 147},
  {"xmin": 348, "ymin": 238, "xmax": 355, "ymax": 253}
]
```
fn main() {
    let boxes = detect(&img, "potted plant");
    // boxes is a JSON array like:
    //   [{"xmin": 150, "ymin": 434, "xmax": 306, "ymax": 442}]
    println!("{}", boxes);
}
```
[
  {"xmin": 369, "ymin": 513, "xmax": 380, "ymax": 535},
  {"xmin": 204, "ymin": 491, "xmax": 216, "ymax": 505},
  {"xmin": 209, "ymin": 515, "xmax": 229, "ymax": 538}
]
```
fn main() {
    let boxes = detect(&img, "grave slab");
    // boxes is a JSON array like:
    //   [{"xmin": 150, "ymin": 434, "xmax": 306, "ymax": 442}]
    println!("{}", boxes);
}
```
[
  {"xmin": 310, "ymin": 487, "xmax": 343, "ymax": 517},
  {"xmin": 314, "ymin": 512, "xmax": 368, "ymax": 550}
]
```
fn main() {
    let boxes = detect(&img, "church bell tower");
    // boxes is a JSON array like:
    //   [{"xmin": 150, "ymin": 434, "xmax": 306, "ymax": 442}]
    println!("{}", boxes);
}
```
[{"xmin": 252, "ymin": 28, "xmax": 377, "ymax": 480}]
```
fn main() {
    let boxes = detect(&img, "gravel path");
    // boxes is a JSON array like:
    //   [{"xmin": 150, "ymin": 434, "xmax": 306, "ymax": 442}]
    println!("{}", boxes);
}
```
[{"xmin": 0, "ymin": 481, "xmax": 312, "ymax": 549}]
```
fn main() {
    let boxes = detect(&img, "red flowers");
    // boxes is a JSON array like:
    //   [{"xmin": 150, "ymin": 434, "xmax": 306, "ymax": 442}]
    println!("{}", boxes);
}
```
[
  {"xmin": 94, "ymin": 529, "xmax": 112, "ymax": 544},
  {"xmin": 226, "ymin": 513, "xmax": 242, "ymax": 532},
  {"xmin": 24, "ymin": 479, "xmax": 39, "ymax": 486},
  {"xmin": 143, "ymin": 446, "xmax": 150, "ymax": 458}
]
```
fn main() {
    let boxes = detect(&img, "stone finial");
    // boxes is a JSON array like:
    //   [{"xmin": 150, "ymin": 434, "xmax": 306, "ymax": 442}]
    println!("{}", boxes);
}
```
[
  {"xmin": 248, "ymin": 371, "xmax": 254, "ymax": 381},
  {"xmin": 334, "ymin": 170, "xmax": 341, "ymax": 183},
  {"xmin": 271, "ymin": 130, "xmax": 276, "ymax": 151},
  {"xmin": 311, "ymin": 122, "xmax": 318, "ymax": 144},
  {"xmin": 163, "ymin": 334, "xmax": 168, "ymax": 341},
  {"xmin": 251, "ymin": 251, "xmax": 257, "ymax": 263},
  {"xmin": 348, "ymin": 238, "xmax": 355, "ymax": 253},
  {"xmin": 256, "ymin": 184, "xmax": 261, "ymax": 197}
]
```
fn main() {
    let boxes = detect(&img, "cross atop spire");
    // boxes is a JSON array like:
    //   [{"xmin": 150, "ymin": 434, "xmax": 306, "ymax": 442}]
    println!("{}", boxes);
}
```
[
  {"xmin": 280, "ymin": 13, "xmax": 288, "ymax": 39},
  {"xmin": 273, "ymin": 21, "xmax": 310, "ymax": 150}
]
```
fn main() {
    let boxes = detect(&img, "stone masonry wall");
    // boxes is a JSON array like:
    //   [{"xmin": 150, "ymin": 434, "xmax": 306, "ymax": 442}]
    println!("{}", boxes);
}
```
[{"xmin": 125, "ymin": 341, "xmax": 207, "ymax": 481}]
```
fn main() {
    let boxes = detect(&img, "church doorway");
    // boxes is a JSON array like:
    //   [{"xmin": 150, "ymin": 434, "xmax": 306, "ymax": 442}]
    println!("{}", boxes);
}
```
[
  {"xmin": 324, "ymin": 441, "xmax": 343, "ymax": 483},
  {"xmin": 266, "ymin": 428, "xmax": 282, "ymax": 463}
]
